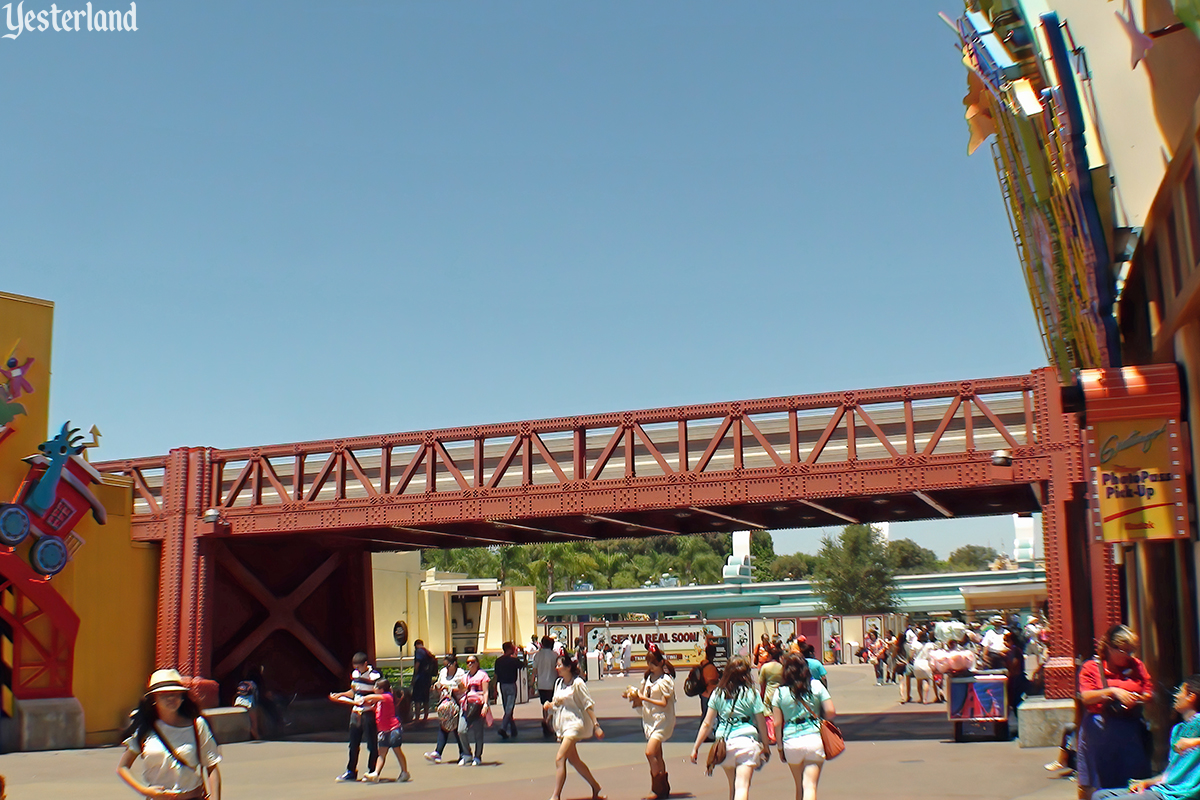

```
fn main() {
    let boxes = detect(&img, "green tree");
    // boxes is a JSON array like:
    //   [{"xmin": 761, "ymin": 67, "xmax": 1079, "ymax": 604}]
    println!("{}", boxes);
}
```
[
  {"xmin": 421, "ymin": 547, "xmax": 455, "ymax": 572},
  {"xmin": 947, "ymin": 544, "xmax": 1000, "ymax": 572},
  {"xmin": 496, "ymin": 544, "xmax": 528, "ymax": 585},
  {"xmin": 610, "ymin": 569, "xmax": 641, "ymax": 590},
  {"xmin": 811, "ymin": 524, "xmax": 898, "ymax": 613},
  {"xmin": 593, "ymin": 550, "xmax": 626, "ymax": 589},
  {"xmin": 675, "ymin": 536, "xmax": 725, "ymax": 585},
  {"xmin": 633, "ymin": 551, "xmax": 678, "ymax": 586},
  {"xmin": 766, "ymin": 552, "xmax": 819, "ymax": 581},
  {"xmin": 516, "ymin": 558, "xmax": 549, "ymax": 599},
  {"xmin": 888, "ymin": 538, "xmax": 942, "ymax": 575},
  {"xmin": 456, "ymin": 546, "xmax": 499, "ymax": 579}
]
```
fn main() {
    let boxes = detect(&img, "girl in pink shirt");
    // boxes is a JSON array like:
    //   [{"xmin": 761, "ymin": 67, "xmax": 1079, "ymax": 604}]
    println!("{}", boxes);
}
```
[{"xmin": 358, "ymin": 678, "xmax": 410, "ymax": 783}]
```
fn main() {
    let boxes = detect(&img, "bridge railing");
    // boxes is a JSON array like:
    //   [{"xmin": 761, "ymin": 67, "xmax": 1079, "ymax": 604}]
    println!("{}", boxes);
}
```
[{"xmin": 100, "ymin": 375, "xmax": 1038, "ymax": 520}]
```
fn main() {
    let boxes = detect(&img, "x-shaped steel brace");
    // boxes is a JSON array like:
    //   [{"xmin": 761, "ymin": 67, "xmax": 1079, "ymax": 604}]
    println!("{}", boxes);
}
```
[{"xmin": 213, "ymin": 545, "xmax": 344, "ymax": 680}]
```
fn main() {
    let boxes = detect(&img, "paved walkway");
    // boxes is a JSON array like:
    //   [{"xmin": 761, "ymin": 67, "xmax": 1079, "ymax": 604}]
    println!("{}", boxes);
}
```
[{"xmin": 0, "ymin": 665, "xmax": 1075, "ymax": 800}]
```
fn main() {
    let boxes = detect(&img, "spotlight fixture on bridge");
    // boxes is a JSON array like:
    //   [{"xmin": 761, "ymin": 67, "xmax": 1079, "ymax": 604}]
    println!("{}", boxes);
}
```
[
  {"xmin": 991, "ymin": 449, "xmax": 1013, "ymax": 467},
  {"xmin": 201, "ymin": 508, "xmax": 221, "ymax": 524}
]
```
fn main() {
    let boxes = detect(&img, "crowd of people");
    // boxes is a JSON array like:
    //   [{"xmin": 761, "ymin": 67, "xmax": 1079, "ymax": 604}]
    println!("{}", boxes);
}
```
[
  {"xmin": 123, "ymin": 615, "xmax": 1200, "ymax": 800},
  {"xmin": 294, "ymin": 633, "xmax": 840, "ymax": 800},
  {"xmin": 835, "ymin": 614, "xmax": 1049, "ymax": 711}
]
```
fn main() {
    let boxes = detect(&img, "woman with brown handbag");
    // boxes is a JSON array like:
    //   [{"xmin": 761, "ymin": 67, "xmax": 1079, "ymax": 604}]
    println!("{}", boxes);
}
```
[
  {"xmin": 689, "ymin": 656, "xmax": 770, "ymax": 800},
  {"xmin": 118, "ymin": 669, "xmax": 221, "ymax": 800},
  {"xmin": 773, "ymin": 654, "xmax": 837, "ymax": 800}
]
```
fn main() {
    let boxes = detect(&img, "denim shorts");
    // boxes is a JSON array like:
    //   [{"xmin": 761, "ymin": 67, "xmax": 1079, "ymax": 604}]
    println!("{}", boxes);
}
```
[{"xmin": 378, "ymin": 727, "xmax": 403, "ymax": 748}]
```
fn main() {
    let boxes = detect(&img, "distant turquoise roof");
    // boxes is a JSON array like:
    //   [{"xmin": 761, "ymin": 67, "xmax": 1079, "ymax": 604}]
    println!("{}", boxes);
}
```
[{"xmin": 538, "ymin": 564, "xmax": 1045, "ymax": 618}]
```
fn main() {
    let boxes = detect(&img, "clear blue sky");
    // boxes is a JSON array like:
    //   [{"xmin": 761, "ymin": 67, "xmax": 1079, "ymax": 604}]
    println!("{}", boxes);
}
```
[{"xmin": 1, "ymin": 2, "xmax": 1047, "ymax": 558}]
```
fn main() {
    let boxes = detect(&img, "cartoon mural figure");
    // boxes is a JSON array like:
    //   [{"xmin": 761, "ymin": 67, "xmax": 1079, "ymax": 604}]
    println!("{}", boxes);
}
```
[
  {"xmin": 0, "ymin": 386, "xmax": 25, "ymax": 428},
  {"xmin": 0, "ymin": 422, "xmax": 106, "ymax": 578},
  {"xmin": 0, "ymin": 345, "xmax": 31, "ymax": 438},
  {"xmin": 0, "ymin": 355, "xmax": 35, "ymax": 400}
]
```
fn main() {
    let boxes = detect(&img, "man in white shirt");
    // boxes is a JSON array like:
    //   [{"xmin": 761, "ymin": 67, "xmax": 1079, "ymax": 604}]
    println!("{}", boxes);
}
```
[
  {"xmin": 982, "ymin": 616, "xmax": 1008, "ymax": 669},
  {"xmin": 533, "ymin": 636, "xmax": 559, "ymax": 738},
  {"xmin": 905, "ymin": 625, "xmax": 919, "ymax": 658},
  {"xmin": 619, "ymin": 637, "xmax": 632, "ymax": 675},
  {"xmin": 329, "ymin": 651, "xmax": 380, "ymax": 782}
]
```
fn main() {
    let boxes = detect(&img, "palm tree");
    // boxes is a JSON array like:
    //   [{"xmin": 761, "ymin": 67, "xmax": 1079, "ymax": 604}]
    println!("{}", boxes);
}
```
[
  {"xmin": 516, "ymin": 558, "xmax": 549, "ymax": 601},
  {"xmin": 421, "ymin": 547, "xmax": 454, "ymax": 572},
  {"xmin": 496, "ymin": 544, "xmax": 528, "ymax": 585},
  {"xmin": 594, "ymin": 551, "xmax": 625, "ymax": 589},
  {"xmin": 633, "ymin": 551, "xmax": 678, "ymax": 586},
  {"xmin": 456, "ymin": 546, "xmax": 499, "ymax": 579},
  {"xmin": 544, "ymin": 544, "xmax": 600, "ymax": 594},
  {"xmin": 677, "ymin": 535, "xmax": 725, "ymax": 585}
]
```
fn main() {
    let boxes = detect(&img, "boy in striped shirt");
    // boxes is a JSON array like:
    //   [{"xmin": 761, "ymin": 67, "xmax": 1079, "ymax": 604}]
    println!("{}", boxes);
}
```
[{"xmin": 329, "ymin": 651, "xmax": 380, "ymax": 782}]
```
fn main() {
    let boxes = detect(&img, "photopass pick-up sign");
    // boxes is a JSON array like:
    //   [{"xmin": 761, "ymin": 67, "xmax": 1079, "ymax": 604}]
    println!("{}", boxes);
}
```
[{"xmin": 1090, "ymin": 417, "xmax": 1189, "ymax": 543}]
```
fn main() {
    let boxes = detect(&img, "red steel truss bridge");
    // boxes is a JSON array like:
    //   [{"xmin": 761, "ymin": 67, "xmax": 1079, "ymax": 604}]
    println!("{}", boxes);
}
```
[{"xmin": 95, "ymin": 367, "xmax": 1106, "ymax": 702}]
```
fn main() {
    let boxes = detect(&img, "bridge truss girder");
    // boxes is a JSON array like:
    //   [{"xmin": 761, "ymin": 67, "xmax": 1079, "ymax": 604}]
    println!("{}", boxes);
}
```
[{"xmin": 96, "ymin": 367, "xmax": 1102, "ymax": 699}]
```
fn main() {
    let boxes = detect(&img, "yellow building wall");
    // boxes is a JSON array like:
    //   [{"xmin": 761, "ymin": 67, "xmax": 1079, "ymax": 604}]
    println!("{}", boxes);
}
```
[
  {"xmin": 0, "ymin": 293, "xmax": 158, "ymax": 744},
  {"xmin": 512, "ymin": 587, "xmax": 536, "ymax": 649},
  {"xmin": 424, "ymin": 589, "xmax": 451, "ymax": 656},
  {"xmin": 371, "ymin": 554, "xmax": 538, "ymax": 660},
  {"xmin": 52, "ymin": 477, "xmax": 159, "ymax": 746},
  {"xmin": 371, "ymin": 551, "xmax": 423, "ymax": 661},
  {"xmin": 482, "ymin": 596, "xmax": 505, "ymax": 652},
  {"xmin": 0, "ymin": 292, "xmax": 53, "ymax": 499}
]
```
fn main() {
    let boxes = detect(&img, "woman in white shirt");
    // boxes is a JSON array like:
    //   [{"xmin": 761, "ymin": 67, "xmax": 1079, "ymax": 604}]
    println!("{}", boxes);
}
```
[
  {"xmin": 424, "ymin": 654, "xmax": 468, "ymax": 764},
  {"xmin": 544, "ymin": 654, "xmax": 606, "ymax": 800},
  {"xmin": 910, "ymin": 632, "xmax": 935, "ymax": 704},
  {"xmin": 118, "ymin": 669, "xmax": 222, "ymax": 800},
  {"xmin": 628, "ymin": 643, "xmax": 677, "ymax": 799}
]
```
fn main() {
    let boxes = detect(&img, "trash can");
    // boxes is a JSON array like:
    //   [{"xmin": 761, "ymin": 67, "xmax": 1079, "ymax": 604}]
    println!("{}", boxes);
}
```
[
  {"xmin": 517, "ymin": 665, "xmax": 529, "ymax": 704},
  {"xmin": 586, "ymin": 651, "xmax": 602, "ymax": 681}
]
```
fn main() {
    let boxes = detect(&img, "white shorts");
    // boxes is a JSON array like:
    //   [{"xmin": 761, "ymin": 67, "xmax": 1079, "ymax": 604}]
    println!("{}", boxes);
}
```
[
  {"xmin": 558, "ymin": 722, "xmax": 592, "ymax": 741},
  {"xmin": 782, "ymin": 733, "xmax": 825, "ymax": 764},
  {"xmin": 725, "ymin": 735, "xmax": 762, "ymax": 767}
]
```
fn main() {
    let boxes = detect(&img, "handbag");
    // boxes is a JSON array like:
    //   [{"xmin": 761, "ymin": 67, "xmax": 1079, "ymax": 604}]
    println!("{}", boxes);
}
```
[
  {"xmin": 704, "ymin": 736, "xmax": 727, "ymax": 777},
  {"xmin": 798, "ymin": 693, "xmax": 846, "ymax": 760},
  {"xmin": 704, "ymin": 693, "xmax": 735, "ymax": 776},
  {"xmin": 1095, "ymin": 656, "xmax": 1145, "ymax": 718},
  {"xmin": 436, "ymin": 696, "xmax": 460, "ymax": 732},
  {"xmin": 153, "ymin": 720, "xmax": 213, "ymax": 799},
  {"xmin": 1092, "ymin": 656, "xmax": 1152, "ymax": 755}
]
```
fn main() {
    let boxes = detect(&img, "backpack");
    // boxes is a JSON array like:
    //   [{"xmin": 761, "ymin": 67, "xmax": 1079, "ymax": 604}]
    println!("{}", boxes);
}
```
[
  {"xmin": 683, "ymin": 664, "xmax": 705, "ymax": 697},
  {"xmin": 436, "ymin": 696, "xmax": 460, "ymax": 731}
]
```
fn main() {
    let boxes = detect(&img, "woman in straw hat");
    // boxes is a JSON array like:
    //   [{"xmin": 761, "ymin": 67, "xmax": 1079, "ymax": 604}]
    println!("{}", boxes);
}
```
[{"xmin": 118, "ymin": 669, "xmax": 222, "ymax": 799}]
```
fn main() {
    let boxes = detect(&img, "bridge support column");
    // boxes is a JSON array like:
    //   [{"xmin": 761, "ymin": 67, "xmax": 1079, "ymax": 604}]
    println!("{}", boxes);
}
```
[
  {"xmin": 1035, "ymin": 369, "xmax": 1092, "ymax": 699},
  {"xmin": 157, "ymin": 447, "xmax": 212, "ymax": 678}
]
